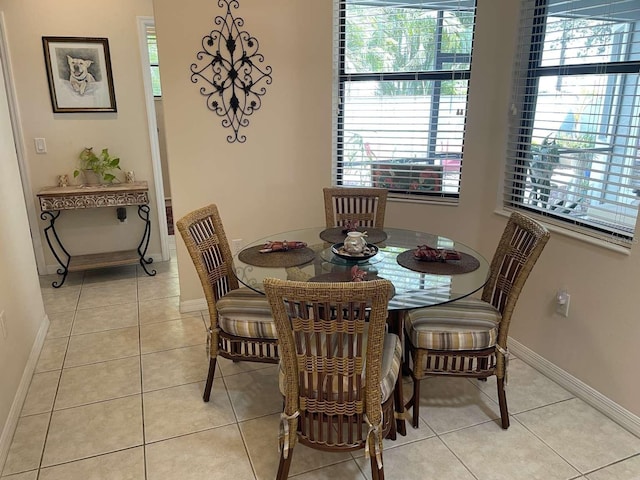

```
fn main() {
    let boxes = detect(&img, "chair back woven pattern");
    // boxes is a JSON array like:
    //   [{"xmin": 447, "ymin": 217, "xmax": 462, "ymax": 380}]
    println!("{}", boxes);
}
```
[
  {"xmin": 176, "ymin": 205, "xmax": 239, "ymax": 316},
  {"xmin": 323, "ymin": 187, "xmax": 388, "ymax": 229},
  {"xmin": 265, "ymin": 278, "xmax": 393, "ymax": 451},
  {"xmin": 481, "ymin": 212, "xmax": 550, "ymax": 343}
]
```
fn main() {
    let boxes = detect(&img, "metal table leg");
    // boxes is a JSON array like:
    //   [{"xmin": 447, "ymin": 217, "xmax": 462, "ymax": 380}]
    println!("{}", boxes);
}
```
[
  {"xmin": 137, "ymin": 204, "xmax": 156, "ymax": 277},
  {"xmin": 40, "ymin": 210, "xmax": 70, "ymax": 288}
]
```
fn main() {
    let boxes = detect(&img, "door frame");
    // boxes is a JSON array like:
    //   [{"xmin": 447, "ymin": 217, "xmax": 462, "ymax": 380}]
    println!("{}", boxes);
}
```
[
  {"xmin": 138, "ymin": 15, "xmax": 170, "ymax": 262},
  {"xmin": 0, "ymin": 12, "xmax": 46, "ymax": 273}
]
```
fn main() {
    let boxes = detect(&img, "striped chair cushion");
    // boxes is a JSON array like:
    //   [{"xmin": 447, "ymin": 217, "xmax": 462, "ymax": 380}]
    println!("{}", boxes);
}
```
[
  {"xmin": 279, "ymin": 331, "xmax": 401, "ymax": 403},
  {"xmin": 405, "ymin": 297, "xmax": 501, "ymax": 351},
  {"xmin": 216, "ymin": 288, "xmax": 278, "ymax": 339}
]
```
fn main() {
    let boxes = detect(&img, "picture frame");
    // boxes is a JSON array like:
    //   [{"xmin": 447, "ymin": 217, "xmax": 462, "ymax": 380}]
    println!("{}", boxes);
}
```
[{"xmin": 42, "ymin": 37, "xmax": 117, "ymax": 113}]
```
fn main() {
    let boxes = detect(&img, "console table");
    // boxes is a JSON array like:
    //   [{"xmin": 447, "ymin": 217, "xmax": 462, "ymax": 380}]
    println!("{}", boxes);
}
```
[{"xmin": 37, "ymin": 181, "xmax": 156, "ymax": 288}]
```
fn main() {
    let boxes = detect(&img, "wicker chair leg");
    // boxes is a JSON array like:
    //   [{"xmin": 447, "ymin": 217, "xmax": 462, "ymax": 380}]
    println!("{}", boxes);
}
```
[
  {"xmin": 370, "ymin": 454, "xmax": 384, "ymax": 480},
  {"xmin": 393, "ymin": 376, "xmax": 406, "ymax": 436},
  {"xmin": 202, "ymin": 357, "xmax": 217, "ymax": 402},
  {"xmin": 497, "ymin": 376, "xmax": 510, "ymax": 429},
  {"xmin": 412, "ymin": 376, "xmax": 421, "ymax": 428},
  {"xmin": 276, "ymin": 448, "xmax": 294, "ymax": 480}
]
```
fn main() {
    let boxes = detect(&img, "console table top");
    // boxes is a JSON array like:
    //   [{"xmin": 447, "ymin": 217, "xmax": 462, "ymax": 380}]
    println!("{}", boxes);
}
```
[{"xmin": 37, "ymin": 181, "xmax": 148, "ymax": 197}]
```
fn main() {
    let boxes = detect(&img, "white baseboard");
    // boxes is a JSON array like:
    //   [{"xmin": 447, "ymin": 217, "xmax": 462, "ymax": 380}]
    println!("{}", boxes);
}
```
[
  {"xmin": 180, "ymin": 297, "xmax": 207, "ymax": 314},
  {"xmin": 509, "ymin": 337, "xmax": 640, "ymax": 438},
  {"xmin": 0, "ymin": 314, "xmax": 50, "ymax": 471}
]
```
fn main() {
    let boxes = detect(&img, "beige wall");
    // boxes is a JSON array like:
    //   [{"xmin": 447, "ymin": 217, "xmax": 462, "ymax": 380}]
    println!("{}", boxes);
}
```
[
  {"xmin": 0, "ymin": 58, "xmax": 46, "ymax": 450},
  {"xmin": 155, "ymin": 0, "xmax": 640, "ymax": 417},
  {"xmin": 0, "ymin": 0, "xmax": 160, "ymax": 267}
]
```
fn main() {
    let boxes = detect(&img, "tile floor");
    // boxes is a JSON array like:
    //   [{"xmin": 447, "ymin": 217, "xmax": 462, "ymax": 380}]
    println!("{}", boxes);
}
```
[{"xmin": 2, "ymin": 237, "xmax": 640, "ymax": 479}]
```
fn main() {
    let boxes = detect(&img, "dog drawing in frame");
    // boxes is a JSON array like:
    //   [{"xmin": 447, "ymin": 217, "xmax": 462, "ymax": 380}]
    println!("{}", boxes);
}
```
[{"xmin": 67, "ymin": 55, "xmax": 95, "ymax": 95}]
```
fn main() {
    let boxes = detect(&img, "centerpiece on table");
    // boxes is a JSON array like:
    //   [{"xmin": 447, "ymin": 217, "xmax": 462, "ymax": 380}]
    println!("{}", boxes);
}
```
[{"xmin": 73, "ymin": 147, "xmax": 121, "ymax": 185}]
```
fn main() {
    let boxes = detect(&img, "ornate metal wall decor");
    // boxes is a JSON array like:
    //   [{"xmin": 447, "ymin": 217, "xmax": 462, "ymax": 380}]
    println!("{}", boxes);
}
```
[{"xmin": 190, "ymin": 0, "xmax": 273, "ymax": 143}]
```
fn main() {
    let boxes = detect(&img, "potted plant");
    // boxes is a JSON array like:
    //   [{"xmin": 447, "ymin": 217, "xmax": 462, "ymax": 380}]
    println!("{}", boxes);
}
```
[{"xmin": 73, "ymin": 147, "xmax": 121, "ymax": 184}]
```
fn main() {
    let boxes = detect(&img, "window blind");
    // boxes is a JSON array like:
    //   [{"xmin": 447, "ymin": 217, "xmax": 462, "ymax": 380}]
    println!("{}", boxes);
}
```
[
  {"xmin": 146, "ymin": 25, "xmax": 162, "ymax": 97},
  {"xmin": 505, "ymin": 0, "xmax": 640, "ymax": 244},
  {"xmin": 334, "ymin": 0, "xmax": 476, "ymax": 199}
]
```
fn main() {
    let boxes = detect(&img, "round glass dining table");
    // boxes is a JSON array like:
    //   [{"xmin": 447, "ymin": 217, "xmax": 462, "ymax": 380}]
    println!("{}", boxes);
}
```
[{"xmin": 232, "ymin": 226, "xmax": 490, "ymax": 311}]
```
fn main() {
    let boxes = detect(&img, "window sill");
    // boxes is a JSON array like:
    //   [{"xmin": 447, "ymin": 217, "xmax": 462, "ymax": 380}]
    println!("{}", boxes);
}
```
[
  {"xmin": 389, "ymin": 193, "xmax": 459, "ymax": 207},
  {"xmin": 494, "ymin": 208, "xmax": 631, "ymax": 255}
]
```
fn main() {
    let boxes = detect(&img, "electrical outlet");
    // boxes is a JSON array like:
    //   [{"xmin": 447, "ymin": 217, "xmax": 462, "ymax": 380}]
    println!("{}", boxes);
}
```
[
  {"xmin": 556, "ymin": 290, "xmax": 570, "ymax": 317},
  {"xmin": 0, "ymin": 310, "xmax": 7, "ymax": 339},
  {"xmin": 232, "ymin": 239, "xmax": 243, "ymax": 255}
]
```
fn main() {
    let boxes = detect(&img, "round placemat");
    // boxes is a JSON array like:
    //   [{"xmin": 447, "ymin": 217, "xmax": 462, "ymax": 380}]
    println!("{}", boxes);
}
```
[
  {"xmin": 319, "ymin": 227, "xmax": 388, "ymax": 244},
  {"xmin": 396, "ymin": 249, "xmax": 480, "ymax": 275},
  {"xmin": 238, "ymin": 245, "xmax": 316, "ymax": 268}
]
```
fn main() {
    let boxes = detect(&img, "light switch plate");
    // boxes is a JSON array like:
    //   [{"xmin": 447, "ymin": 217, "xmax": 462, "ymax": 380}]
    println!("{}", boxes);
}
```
[{"xmin": 34, "ymin": 138, "xmax": 47, "ymax": 154}]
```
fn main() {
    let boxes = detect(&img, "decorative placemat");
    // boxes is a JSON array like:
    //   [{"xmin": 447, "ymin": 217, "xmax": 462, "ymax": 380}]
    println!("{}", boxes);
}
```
[
  {"xmin": 319, "ymin": 227, "xmax": 388, "ymax": 244},
  {"xmin": 238, "ymin": 246, "xmax": 316, "ymax": 268},
  {"xmin": 396, "ymin": 249, "xmax": 480, "ymax": 275}
]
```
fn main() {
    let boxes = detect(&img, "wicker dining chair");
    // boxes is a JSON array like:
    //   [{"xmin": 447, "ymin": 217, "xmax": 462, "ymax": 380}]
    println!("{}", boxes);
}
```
[
  {"xmin": 404, "ymin": 212, "xmax": 550, "ymax": 429},
  {"xmin": 176, "ymin": 204, "xmax": 279, "ymax": 402},
  {"xmin": 264, "ymin": 278, "xmax": 400, "ymax": 480},
  {"xmin": 323, "ymin": 187, "xmax": 388, "ymax": 229}
]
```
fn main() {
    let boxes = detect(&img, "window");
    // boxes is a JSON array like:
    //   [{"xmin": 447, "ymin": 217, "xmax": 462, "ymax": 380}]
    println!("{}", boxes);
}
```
[
  {"xmin": 334, "ymin": 0, "xmax": 477, "ymax": 199},
  {"xmin": 146, "ymin": 25, "xmax": 162, "ymax": 97},
  {"xmin": 505, "ymin": 0, "xmax": 640, "ymax": 244}
]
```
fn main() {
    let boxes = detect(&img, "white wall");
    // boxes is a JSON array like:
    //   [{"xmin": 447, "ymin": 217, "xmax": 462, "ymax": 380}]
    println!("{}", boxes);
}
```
[
  {"xmin": 154, "ymin": 0, "xmax": 640, "ymax": 418},
  {"xmin": 0, "ymin": 0, "xmax": 159, "ymax": 269},
  {"xmin": 0, "ymin": 52, "xmax": 47, "ymax": 462}
]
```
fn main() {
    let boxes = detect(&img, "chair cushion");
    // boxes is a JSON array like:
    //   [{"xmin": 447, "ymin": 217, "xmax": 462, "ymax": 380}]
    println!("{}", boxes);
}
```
[
  {"xmin": 216, "ymin": 288, "xmax": 278, "ymax": 339},
  {"xmin": 278, "ymin": 331, "xmax": 401, "ymax": 403},
  {"xmin": 404, "ymin": 297, "xmax": 501, "ymax": 351}
]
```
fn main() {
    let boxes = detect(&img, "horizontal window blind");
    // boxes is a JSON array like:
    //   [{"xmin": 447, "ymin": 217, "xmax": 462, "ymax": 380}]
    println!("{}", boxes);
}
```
[
  {"xmin": 146, "ymin": 25, "xmax": 162, "ymax": 97},
  {"xmin": 505, "ymin": 0, "xmax": 640, "ymax": 244},
  {"xmin": 334, "ymin": 0, "xmax": 476, "ymax": 199}
]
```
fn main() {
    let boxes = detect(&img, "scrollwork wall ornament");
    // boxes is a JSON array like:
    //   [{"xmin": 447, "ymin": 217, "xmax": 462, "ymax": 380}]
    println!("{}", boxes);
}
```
[{"xmin": 190, "ymin": 0, "xmax": 273, "ymax": 143}]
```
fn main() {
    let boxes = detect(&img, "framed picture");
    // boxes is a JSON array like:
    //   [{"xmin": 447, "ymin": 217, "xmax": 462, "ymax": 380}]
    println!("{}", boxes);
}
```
[{"xmin": 42, "ymin": 37, "xmax": 117, "ymax": 113}]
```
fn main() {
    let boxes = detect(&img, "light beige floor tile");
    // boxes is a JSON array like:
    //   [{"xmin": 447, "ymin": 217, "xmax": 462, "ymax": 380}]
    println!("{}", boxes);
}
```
[
  {"xmin": 138, "ymin": 296, "xmax": 200, "ymax": 325},
  {"xmin": 0, "ymin": 470, "xmax": 38, "ymax": 479},
  {"xmin": 21, "ymin": 371, "xmax": 60, "ymax": 416},
  {"xmin": 472, "ymin": 358, "xmax": 574, "ymax": 413},
  {"xmin": 586, "ymin": 454, "xmax": 640, "ymax": 480},
  {"xmin": 72, "ymin": 303, "xmax": 138, "ymax": 335},
  {"xmin": 64, "ymin": 326, "xmax": 139, "ymax": 367},
  {"xmin": 241, "ymin": 413, "xmax": 353, "ymax": 480},
  {"xmin": 42, "ymin": 395, "xmax": 143, "ymax": 467},
  {"xmin": 140, "ymin": 316, "xmax": 205, "ymax": 354},
  {"xmin": 137, "ymin": 276, "xmax": 180, "ymax": 301},
  {"xmin": 143, "ymin": 381, "xmax": 235, "ymax": 442},
  {"xmin": 77, "ymin": 282, "xmax": 137, "ymax": 309},
  {"xmin": 35, "ymin": 337, "xmax": 68, "ymax": 373},
  {"xmin": 82, "ymin": 266, "xmax": 136, "ymax": 285},
  {"xmin": 39, "ymin": 272, "xmax": 83, "ymax": 289},
  {"xmin": 41, "ymin": 288, "xmax": 80, "ymax": 315},
  {"xmin": 145, "ymin": 426, "xmax": 254, "ymax": 480},
  {"xmin": 137, "ymin": 260, "xmax": 178, "ymax": 278},
  {"xmin": 441, "ymin": 420, "xmax": 579, "ymax": 480},
  {"xmin": 39, "ymin": 446, "xmax": 144, "ymax": 480},
  {"xmin": 224, "ymin": 366, "xmax": 281, "ymax": 421},
  {"xmin": 55, "ymin": 357, "xmax": 141, "ymax": 409},
  {"xmin": 291, "ymin": 460, "xmax": 367, "ymax": 480},
  {"xmin": 141, "ymin": 345, "xmax": 208, "ymax": 392},
  {"xmin": 516, "ymin": 398, "xmax": 640, "ymax": 473},
  {"xmin": 413, "ymin": 376, "xmax": 501, "ymax": 434},
  {"xmin": 355, "ymin": 436, "xmax": 476, "ymax": 480},
  {"xmin": 353, "ymin": 415, "xmax": 435, "ymax": 456},
  {"xmin": 46, "ymin": 311, "xmax": 75, "ymax": 339},
  {"xmin": 1, "ymin": 413, "xmax": 49, "ymax": 476}
]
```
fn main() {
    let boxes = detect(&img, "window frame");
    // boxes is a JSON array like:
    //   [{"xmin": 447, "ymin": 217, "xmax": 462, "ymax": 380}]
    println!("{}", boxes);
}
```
[
  {"xmin": 334, "ymin": 0, "xmax": 477, "ymax": 200},
  {"xmin": 505, "ymin": 0, "xmax": 640, "ymax": 244}
]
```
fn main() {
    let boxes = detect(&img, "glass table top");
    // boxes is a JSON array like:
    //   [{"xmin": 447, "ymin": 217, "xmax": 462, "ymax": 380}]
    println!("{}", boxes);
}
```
[{"xmin": 233, "ymin": 226, "xmax": 490, "ymax": 311}]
